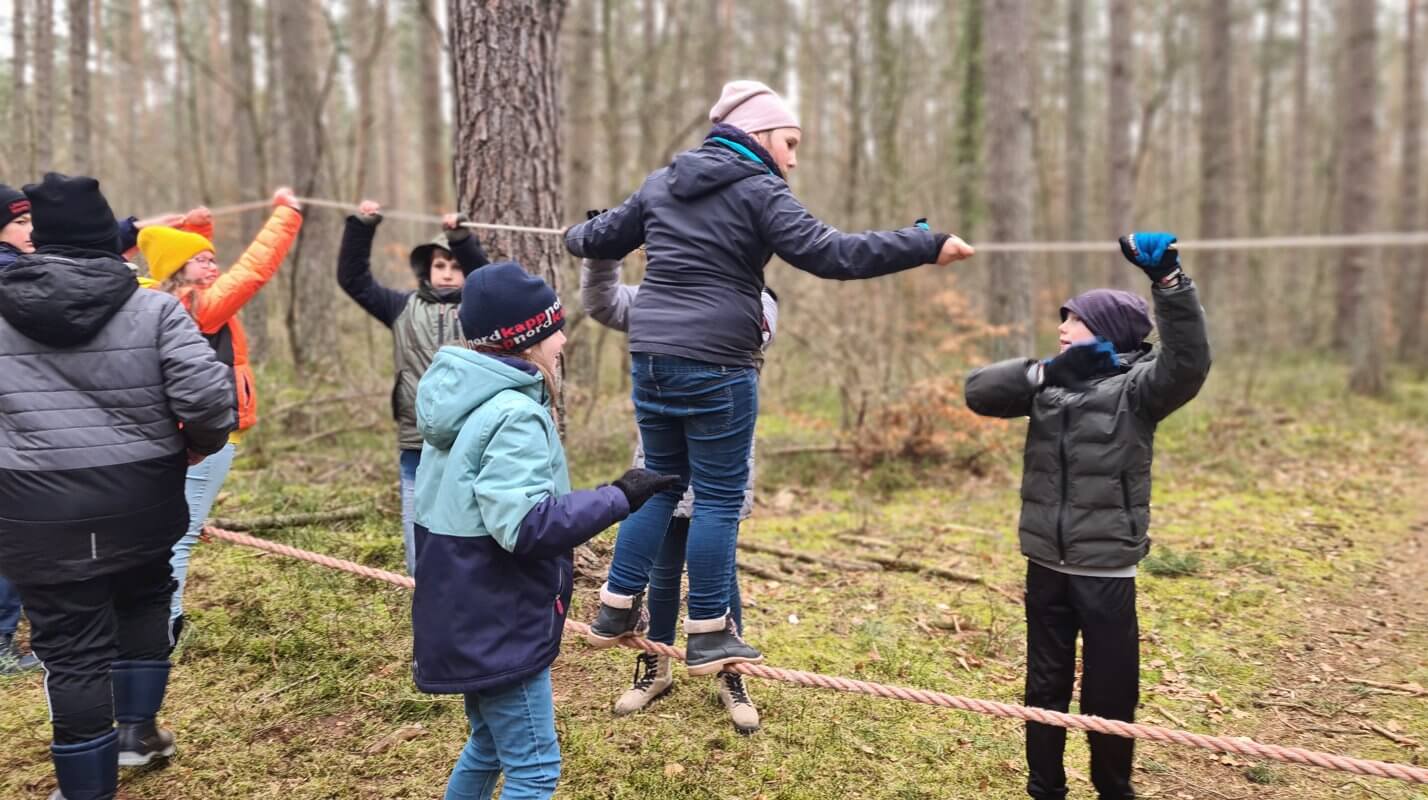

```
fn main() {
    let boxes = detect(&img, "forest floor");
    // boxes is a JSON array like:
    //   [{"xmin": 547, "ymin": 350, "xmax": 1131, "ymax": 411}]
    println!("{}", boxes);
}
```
[{"xmin": 2, "ymin": 363, "xmax": 1426, "ymax": 800}]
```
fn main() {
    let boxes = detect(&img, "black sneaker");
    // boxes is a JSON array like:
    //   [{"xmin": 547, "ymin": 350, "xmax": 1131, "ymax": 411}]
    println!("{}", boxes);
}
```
[
  {"xmin": 685, "ymin": 615, "xmax": 761, "ymax": 676},
  {"xmin": 117, "ymin": 721, "xmax": 176, "ymax": 767},
  {"xmin": 586, "ymin": 587, "xmax": 647, "ymax": 648},
  {"xmin": 0, "ymin": 635, "xmax": 40, "ymax": 675}
]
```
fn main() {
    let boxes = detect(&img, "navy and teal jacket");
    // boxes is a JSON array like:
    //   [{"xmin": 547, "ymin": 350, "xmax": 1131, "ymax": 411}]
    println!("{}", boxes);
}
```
[{"xmin": 410, "ymin": 346, "xmax": 629, "ymax": 694}]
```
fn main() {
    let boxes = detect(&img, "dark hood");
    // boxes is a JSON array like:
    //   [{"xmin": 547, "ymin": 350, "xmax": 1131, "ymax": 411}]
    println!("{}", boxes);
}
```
[
  {"xmin": 665, "ymin": 125, "xmax": 782, "ymax": 202},
  {"xmin": 0, "ymin": 251, "xmax": 139, "ymax": 347}
]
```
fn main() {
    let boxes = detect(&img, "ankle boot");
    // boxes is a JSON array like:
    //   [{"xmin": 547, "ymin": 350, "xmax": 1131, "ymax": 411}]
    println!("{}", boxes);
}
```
[
  {"xmin": 684, "ymin": 614, "xmax": 761, "ymax": 676},
  {"xmin": 716, "ymin": 671, "xmax": 761, "ymax": 734},
  {"xmin": 613, "ymin": 652, "xmax": 673, "ymax": 715},
  {"xmin": 49, "ymin": 729, "xmax": 118, "ymax": 800},
  {"xmin": 586, "ymin": 585, "xmax": 647, "ymax": 648},
  {"xmin": 112, "ymin": 660, "xmax": 176, "ymax": 767}
]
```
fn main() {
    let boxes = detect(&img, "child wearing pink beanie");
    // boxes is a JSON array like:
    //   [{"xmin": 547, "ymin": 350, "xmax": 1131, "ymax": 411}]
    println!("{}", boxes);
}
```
[{"xmin": 708, "ymin": 80, "xmax": 801, "ymax": 135}]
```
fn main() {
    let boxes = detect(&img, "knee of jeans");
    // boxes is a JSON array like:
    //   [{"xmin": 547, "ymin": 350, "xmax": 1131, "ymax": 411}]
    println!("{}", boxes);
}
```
[{"xmin": 501, "ymin": 758, "xmax": 561, "ymax": 793}]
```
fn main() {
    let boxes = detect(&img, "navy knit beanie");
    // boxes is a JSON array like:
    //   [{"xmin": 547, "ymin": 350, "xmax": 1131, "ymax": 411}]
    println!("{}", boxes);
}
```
[
  {"xmin": 22, "ymin": 173, "xmax": 121, "ymax": 255},
  {"xmin": 459, "ymin": 261, "xmax": 565, "ymax": 350},
  {"xmin": 0, "ymin": 184, "xmax": 29, "ymax": 230},
  {"xmin": 1061, "ymin": 289, "xmax": 1152, "ymax": 354}
]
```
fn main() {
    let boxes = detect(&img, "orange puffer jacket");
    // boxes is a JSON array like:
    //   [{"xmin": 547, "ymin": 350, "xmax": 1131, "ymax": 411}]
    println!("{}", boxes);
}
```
[{"xmin": 179, "ymin": 206, "xmax": 302, "ymax": 434}]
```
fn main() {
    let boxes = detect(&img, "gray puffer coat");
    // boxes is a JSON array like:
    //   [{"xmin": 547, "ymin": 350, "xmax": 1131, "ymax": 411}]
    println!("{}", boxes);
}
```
[{"xmin": 964, "ymin": 279, "xmax": 1211, "ymax": 569}]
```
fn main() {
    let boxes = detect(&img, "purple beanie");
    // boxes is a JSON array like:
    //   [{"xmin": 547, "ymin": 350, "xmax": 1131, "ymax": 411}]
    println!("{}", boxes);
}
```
[{"xmin": 1061, "ymin": 289, "xmax": 1153, "ymax": 353}]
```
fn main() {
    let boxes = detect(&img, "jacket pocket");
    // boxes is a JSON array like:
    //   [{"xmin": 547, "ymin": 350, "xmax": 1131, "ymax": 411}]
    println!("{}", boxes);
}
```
[{"xmin": 1120, "ymin": 471, "xmax": 1137, "ymax": 538}]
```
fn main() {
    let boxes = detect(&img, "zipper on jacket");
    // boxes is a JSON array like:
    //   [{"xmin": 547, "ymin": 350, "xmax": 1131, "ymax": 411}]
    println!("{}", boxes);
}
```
[
  {"xmin": 1055, "ymin": 406, "xmax": 1071, "ymax": 564},
  {"xmin": 1121, "ymin": 470, "xmax": 1136, "ymax": 539}
]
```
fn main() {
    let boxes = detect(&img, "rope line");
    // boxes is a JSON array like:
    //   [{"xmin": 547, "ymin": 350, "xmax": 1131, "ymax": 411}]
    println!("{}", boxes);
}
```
[
  {"xmin": 192, "ymin": 194, "xmax": 1428, "ymax": 251},
  {"xmin": 204, "ymin": 524, "xmax": 1428, "ymax": 786}
]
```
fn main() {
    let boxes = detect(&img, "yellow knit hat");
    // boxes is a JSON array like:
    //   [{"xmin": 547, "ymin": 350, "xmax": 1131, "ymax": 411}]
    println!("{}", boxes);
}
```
[{"xmin": 137, "ymin": 226, "xmax": 216, "ymax": 283}]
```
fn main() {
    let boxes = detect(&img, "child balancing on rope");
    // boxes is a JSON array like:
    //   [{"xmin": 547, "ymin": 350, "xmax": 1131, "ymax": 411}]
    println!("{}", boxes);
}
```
[
  {"xmin": 409, "ymin": 261, "xmax": 679, "ymax": 799},
  {"xmin": 964, "ymin": 233, "xmax": 1212, "ymax": 800}
]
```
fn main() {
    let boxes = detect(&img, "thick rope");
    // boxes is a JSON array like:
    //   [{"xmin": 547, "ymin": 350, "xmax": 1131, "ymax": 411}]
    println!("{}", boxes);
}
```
[
  {"xmin": 193, "ymin": 195, "xmax": 1428, "ymax": 251},
  {"xmin": 204, "ymin": 524, "xmax": 1428, "ymax": 785}
]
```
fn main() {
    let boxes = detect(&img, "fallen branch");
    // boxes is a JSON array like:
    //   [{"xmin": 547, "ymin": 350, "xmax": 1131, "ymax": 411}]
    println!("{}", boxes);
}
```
[
  {"xmin": 1348, "ymin": 679, "xmax": 1427, "ymax": 697},
  {"xmin": 739, "ymin": 559, "xmax": 804, "ymax": 584},
  {"xmin": 763, "ymin": 444, "xmax": 855, "ymax": 457},
  {"xmin": 857, "ymin": 553, "xmax": 984, "ymax": 584},
  {"xmin": 266, "ymin": 390, "xmax": 386, "ymax": 420},
  {"xmin": 834, "ymin": 532, "xmax": 900, "ymax": 550},
  {"xmin": 1363, "ymin": 723, "xmax": 1421, "ymax": 749},
  {"xmin": 1154, "ymin": 704, "xmax": 1192, "ymax": 730},
  {"xmin": 210, "ymin": 506, "xmax": 367, "ymax": 532},
  {"xmin": 269, "ymin": 422, "xmax": 381, "ymax": 452},
  {"xmin": 737, "ymin": 540, "xmax": 881, "ymax": 572}
]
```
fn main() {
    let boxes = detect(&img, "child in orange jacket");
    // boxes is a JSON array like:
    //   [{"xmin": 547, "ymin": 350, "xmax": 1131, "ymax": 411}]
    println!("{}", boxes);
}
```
[{"xmin": 136, "ymin": 188, "xmax": 303, "ymax": 645}]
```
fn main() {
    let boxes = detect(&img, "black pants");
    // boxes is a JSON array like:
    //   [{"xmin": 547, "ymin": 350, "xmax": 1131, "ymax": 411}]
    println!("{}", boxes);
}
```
[
  {"xmin": 15, "ymin": 556, "xmax": 175, "ymax": 744},
  {"xmin": 1024, "ymin": 561, "xmax": 1139, "ymax": 800}
]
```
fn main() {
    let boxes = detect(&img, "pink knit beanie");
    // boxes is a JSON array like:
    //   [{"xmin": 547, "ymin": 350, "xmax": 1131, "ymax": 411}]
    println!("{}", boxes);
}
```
[{"xmin": 708, "ymin": 80, "xmax": 800, "ymax": 134}]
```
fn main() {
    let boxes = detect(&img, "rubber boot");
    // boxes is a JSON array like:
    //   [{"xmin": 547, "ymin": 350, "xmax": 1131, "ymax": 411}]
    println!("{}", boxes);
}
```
[
  {"xmin": 586, "ymin": 585, "xmax": 647, "ymax": 648},
  {"xmin": 112, "ymin": 660, "xmax": 176, "ymax": 767},
  {"xmin": 49, "ymin": 729, "xmax": 118, "ymax": 800},
  {"xmin": 685, "ymin": 614, "xmax": 761, "ymax": 676}
]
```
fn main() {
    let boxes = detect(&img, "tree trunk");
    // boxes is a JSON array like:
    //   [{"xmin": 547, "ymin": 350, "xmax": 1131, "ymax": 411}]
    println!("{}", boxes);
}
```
[
  {"xmin": 276, "ymin": 1, "xmax": 337, "ymax": 369},
  {"xmin": 984, "ymin": 0, "xmax": 1034, "ymax": 359},
  {"xmin": 67, "ymin": 0, "xmax": 91, "ymax": 173},
  {"xmin": 564, "ymin": 0, "xmax": 598, "ymax": 217},
  {"xmin": 1289, "ymin": 0, "xmax": 1309, "ymax": 234},
  {"xmin": 416, "ymin": 0, "xmax": 448, "ymax": 210},
  {"xmin": 1338, "ymin": 0, "xmax": 1384, "ymax": 394},
  {"xmin": 600, "ymin": 0, "xmax": 625, "ymax": 201},
  {"xmin": 1396, "ymin": 0, "xmax": 1425, "ymax": 363},
  {"xmin": 12, "ymin": 0, "xmax": 30, "ymax": 175},
  {"xmin": 350, "ymin": 0, "xmax": 387, "ymax": 200},
  {"xmin": 447, "ymin": 0, "xmax": 566, "ymax": 281},
  {"xmin": 1198, "ymin": 0, "xmax": 1235, "ymax": 311},
  {"xmin": 1105, "ymin": 0, "xmax": 1133, "ymax": 287},
  {"xmin": 230, "ymin": 0, "xmax": 270, "ymax": 359},
  {"xmin": 953, "ymin": 0, "xmax": 982, "ymax": 234},
  {"xmin": 843, "ymin": 0, "xmax": 865, "ymax": 222},
  {"xmin": 1065, "ymin": 0, "xmax": 1088, "ymax": 291},
  {"xmin": 33, "ymin": 0, "xmax": 54, "ymax": 169}
]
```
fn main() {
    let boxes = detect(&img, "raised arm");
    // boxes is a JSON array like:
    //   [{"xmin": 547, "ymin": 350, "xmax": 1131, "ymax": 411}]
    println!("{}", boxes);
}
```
[
  {"xmin": 580, "ymin": 259, "xmax": 639, "ymax": 333},
  {"xmin": 564, "ymin": 191, "xmax": 646, "ymax": 260},
  {"xmin": 442, "ymin": 213, "xmax": 491, "ymax": 273},
  {"xmin": 337, "ymin": 203, "xmax": 410, "ymax": 328},
  {"xmin": 195, "ymin": 197, "xmax": 302, "ymax": 334},
  {"xmin": 1117, "ymin": 233, "xmax": 1213, "ymax": 422}
]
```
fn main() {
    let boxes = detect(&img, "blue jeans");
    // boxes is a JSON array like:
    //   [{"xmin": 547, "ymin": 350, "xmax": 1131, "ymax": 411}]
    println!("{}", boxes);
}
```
[
  {"xmin": 606, "ymin": 354, "xmax": 758, "ymax": 621},
  {"xmin": 170, "ymin": 442, "xmax": 236, "ymax": 621},
  {"xmin": 0, "ymin": 575, "xmax": 20, "ymax": 638},
  {"xmin": 400, "ymin": 449, "xmax": 421, "ymax": 576},
  {"xmin": 647, "ymin": 516, "xmax": 743, "ymax": 646},
  {"xmin": 445, "ymin": 668, "xmax": 561, "ymax": 800}
]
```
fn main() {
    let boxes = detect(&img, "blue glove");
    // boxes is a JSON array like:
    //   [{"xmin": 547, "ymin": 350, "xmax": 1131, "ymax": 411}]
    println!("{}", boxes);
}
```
[
  {"xmin": 915, "ymin": 218, "xmax": 931, "ymax": 231},
  {"xmin": 1118, "ymin": 232, "xmax": 1180, "ymax": 282},
  {"xmin": 1042, "ymin": 338, "xmax": 1121, "ymax": 390}
]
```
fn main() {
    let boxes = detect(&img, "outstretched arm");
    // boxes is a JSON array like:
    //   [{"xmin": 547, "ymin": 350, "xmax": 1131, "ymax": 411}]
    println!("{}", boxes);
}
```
[
  {"xmin": 196, "ymin": 194, "xmax": 303, "ymax": 333},
  {"xmin": 580, "ymin": 258, "xmax": 639, "ymax": 333},
  {"xmin": 337, "ymin": 201, "xmax": 410, "ymax": 328}
]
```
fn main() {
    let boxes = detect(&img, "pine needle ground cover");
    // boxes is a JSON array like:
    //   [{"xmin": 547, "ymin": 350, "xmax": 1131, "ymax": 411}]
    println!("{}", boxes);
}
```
[{"xmin": 3, "ymin": 365, "xmax": 1425, "ymax": 800}]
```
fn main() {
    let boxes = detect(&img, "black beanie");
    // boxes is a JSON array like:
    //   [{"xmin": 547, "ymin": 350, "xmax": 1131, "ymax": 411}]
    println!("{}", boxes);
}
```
[
  {"xmin": 22, "ymin": 173, "xmax": 121, "ymax": 255},
  {"xmin": 0, "ymin": 184, "xmax": 30, "ymax": 230},
  {"xmin": 459, "ymin": 261, "xmax": 565, "ymax": 350},
  {"xmin": 1061, "ymin": 289, "xmax": 1153, "ymax": 354}
]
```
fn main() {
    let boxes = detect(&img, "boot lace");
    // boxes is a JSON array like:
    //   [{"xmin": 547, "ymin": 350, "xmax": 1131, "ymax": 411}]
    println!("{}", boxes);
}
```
[
  {"xmin": 720, "ymin": 671, "xmax": 751, "ymax": 705},
  {"xmin": 630, "ymin": 651, "xmax": 660, "ymax": 692}
]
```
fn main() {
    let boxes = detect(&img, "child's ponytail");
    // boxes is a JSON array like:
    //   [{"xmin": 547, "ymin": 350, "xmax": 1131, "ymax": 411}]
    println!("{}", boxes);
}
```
[{"xmin": 466, "ymin": 342, "xmax": 562, "ymax": 432}]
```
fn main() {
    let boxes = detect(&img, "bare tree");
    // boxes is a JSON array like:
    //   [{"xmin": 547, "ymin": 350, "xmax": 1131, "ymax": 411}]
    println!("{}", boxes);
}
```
[
  {"xmin": 1337, "ymin": 0, "xmax": 1384, "ymax": 394},
  {"xmin": 415, "ymin": 0, "xmax": 448, "ymax": 209},
  {"xmin": 448, "ymin": 0, "xmax": 567, "ymax": 281},
  {"xmin": 1106, "ymin": 0, "xmax": 1133, "ymax": 287},
  {"xmin": 984, "ymin": 0, "xmax": 1034, "ymax": 358},
  {"xmin": 67, "ymin": 0, "xmax": 92, "ymax": 173},
  {"xmin": 1288, "ymin": 0, "xmax": 1310, "ymax": 234},
  {"xmin": 1198, "ymin": 0, "xmax": 1235, "ymax": 310},
  {"xmin": 953, "ymin": 0, "xmax": 982, "ymax": 233},
  {"xmin": 230, "ymin": 0, "xmax": 271, "ymax": 358},
  {"xmin": 1065, "ymin": 0, "xmax": 1088, "ymax": 289},
  {"xmin": 33, "ymin": 0, "xmax": 54, "ymax": 169},
  {"xmin": 564, "ymin": 0, "xmax": 598, "ymax": 217},
  {"xmin": 12, "ymin": 0, "xmax": 30, "ymax": 175},
  {"xmin": 1396, "ymin": 0, "xmax": 1426, "ymax": 364},
  {"xmin": 276, "ymin": 2, "xmax": 337, "ymax": 368},
  {"xmin": 600, "ymin": 0, "xmax": 626, "ymax": 201}
]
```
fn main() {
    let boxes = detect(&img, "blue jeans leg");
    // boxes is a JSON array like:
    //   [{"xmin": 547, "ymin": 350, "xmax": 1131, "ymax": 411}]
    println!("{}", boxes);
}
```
[
  {"xmin": 399, "ymin": 449, "xmax": 421, "ymax": 576},
  {"xmin": 445, "ymin": 668, "xmax": 561, "ymax": 800},
  {"xmin": 0, "ymin": 575, "xmax": 21, "ymax": 638},
  {"xmin": 170, "ymin": 442, "xmax": 236, "ymax": 621},
  {"xmin": 606, "ymin": 355, "xmax": 757, "ymax": 623},
  {"xmin": 646, "ymin": 517, "xmax": 690, "ymax": 646}
]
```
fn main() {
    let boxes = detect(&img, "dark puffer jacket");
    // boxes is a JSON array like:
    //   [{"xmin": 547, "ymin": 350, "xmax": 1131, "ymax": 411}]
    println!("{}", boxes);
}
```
[
  {"xmin": 964, "ymin": 280, "xmax": 1211, "ymax": 569},
  {"xmin": 564, "ymin": 125, "xmax": 949, "ymax": 367},
  {"xmin": 0, "ymin": 250, "xmax": 235, "ymax": 585}
]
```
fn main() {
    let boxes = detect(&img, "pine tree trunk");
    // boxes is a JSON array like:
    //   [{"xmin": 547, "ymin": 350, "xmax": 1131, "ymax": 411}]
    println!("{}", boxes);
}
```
[
  {"xmin": 1339, "ymin": 0, "xmax": 1384, "ymax": 394},
  {"xmin": 564, "ymin": 0, "xmax": 598, "ymax": 217},
  {"xmin": 600, "ymin": 0, "xmax": 625, "ymax": 201},
  {"xmin": 67, "ymin": 0, "xmax": 91, "ymax": 173},
  {"xmin": 1289, "ymin": 0, "xmax": 1309, "ymax": 234},
  {"xmin": 1396, "ymin": 0, "xmax": 1425, "ymax": 363},
  {"xmin": 1105, "ymin": 0, "xmax": 1133, "ymax": 287},
  {"xmin": 953, "ymin": 0, "xmax": 981, "ymax": 234},
  {"xmin": 984, "ymin": 0, "xmax": 1034, "ymax": 359},
  {"xmin": 448, "ymin": 0, "xmax": 567, "ymax": 282},
  {"xmin": 843, "ymin": 0, "xmax": 864, "ymax": 222},
  {"xmin": 12, "ymin": 0, "xmax": 30, "ymax": 175},
  {"xmin": 1198, "ymin": 0, "xmax": 1235, "ymax": 311},
  {"xmin": 276, "ymin": 1, "xmax": 337, "ymax": 369},
  {"xmin": 1065, "ymin": 0, "xmax": 1088, "ymax": 291},
  {"xmin": 33, "ymin": 0, "xmax": 54, "ymax": 169},
  {"xmin": 416, "ymin": 0, "xmax": 448, "ymax": 210},
  {"xmin": 230, "ymin": 0, "xmax": 269, "ymax": 359}
]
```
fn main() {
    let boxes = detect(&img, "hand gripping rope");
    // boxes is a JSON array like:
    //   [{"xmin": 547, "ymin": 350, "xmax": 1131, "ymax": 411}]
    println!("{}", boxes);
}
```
[
  {"xmin": 203, "ymin": 524, "xmax": 1428, "ymax": 786},
  {"xmin": 200, "ymin": 197, "xmax": 1428, "ymax": 252}
]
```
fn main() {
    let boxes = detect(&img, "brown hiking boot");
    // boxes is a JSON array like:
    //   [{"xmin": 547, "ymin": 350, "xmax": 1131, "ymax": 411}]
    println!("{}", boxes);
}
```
[{"xmin": 613, "ymin": 652, "xmax": 673, "ymax": 715}]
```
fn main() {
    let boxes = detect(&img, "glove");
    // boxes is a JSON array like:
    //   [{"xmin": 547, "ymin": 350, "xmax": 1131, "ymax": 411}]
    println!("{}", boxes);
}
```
[
  {"xmin": 1118, "ymin": 232, "xmax": 1180, "ymax": 282},
  {"xmin": 611, "ymin": 468, "xmax": 683, "ymax": 513},
  {"xmin": 444, "ymin": 212, "xmax": 472, "ymax": 242},
  {"xmin": 915, "ymin": 217, "xmax": 931, "ymax": 231},
  {"xmin": 1041, "ymin": 338, "xmax": 1121, "ymax": 390},
  {"xmin": 586, "ymin": 209, "xmax": 608, "ymax": 221}
]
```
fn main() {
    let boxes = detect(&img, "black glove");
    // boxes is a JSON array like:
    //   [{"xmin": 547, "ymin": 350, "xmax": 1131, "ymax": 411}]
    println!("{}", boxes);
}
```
[
  {"xmin": 1041, "ymin": 338, "xmax": 1120, "ymax": 390},
  {"xmin": 586, "ymin": 208, "xmax": 608, "ymax": 221},
  {"xmin": 1118, "ymin": 232, "xmax": 1180, "ymax": 282},
  {"xmin": 444, "ymin": 212, "xmax": 472, "ymax": 242},
  {"xmin": 611, "ymin": 468, "xmax": 683, "ymax": 513}
]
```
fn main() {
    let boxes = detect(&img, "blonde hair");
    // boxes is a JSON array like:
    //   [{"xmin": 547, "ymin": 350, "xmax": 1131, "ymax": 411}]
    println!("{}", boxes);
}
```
[
  {"xmin": 467, "ymin": 342, "xmax": 562, "ymax": 431},
  {"xmin": 156, "ymin": 272, "xmax": 202, "ymax": 320}
]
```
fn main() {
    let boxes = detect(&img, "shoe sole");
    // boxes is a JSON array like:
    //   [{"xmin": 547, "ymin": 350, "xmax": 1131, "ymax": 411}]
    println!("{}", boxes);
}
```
[
  {"xmin": 612, "ymin": 681, "xmax": 674, "ymax": 716},
  {"xmin": 118, "ymin": 745, "xmax": 176, "ymax": 767},
  {"xmin": 585, "ymin": 629, "xmax": 643, "ymax": 649},
  {"xmin": 686, "ymin": 655, "xmax": 762, "ymax": 677},
  {"xmin": 732, "ymin": 720, "xmax": 761, "ymax": 735}
]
